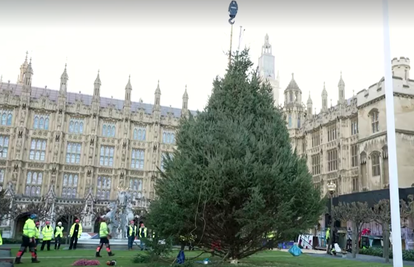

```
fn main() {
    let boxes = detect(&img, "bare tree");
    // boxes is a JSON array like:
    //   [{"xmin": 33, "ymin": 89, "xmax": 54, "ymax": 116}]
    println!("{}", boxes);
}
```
[
  {"xmin": 0, "ymin": 189, "xmax": 11, "ymax": 225},
  {"xmin": 56, "ymin": 205, "xmax": 85, "ymax": 226},
  {"xmin": 333, "ymin": 201, "xmax": 372, "ymax": 258},
  {"xmin": 370, "ymin": 199, "xmax": 392, "ymax": 263}
]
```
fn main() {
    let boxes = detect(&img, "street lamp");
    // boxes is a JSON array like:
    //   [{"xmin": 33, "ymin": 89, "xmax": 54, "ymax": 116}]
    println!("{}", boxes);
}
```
[
  {"xmin": 227, "ymin": 0, "xmax": 238, "ymax": 65},
  {"xmin": 327, "ymin": 181, "xmax": 336, "ymax": 254}
]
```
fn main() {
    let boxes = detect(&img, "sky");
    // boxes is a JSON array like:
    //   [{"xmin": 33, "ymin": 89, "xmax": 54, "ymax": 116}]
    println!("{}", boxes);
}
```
[{"xmin": 0, "ymin": 0, "xmax": 413, "ymax": 113}]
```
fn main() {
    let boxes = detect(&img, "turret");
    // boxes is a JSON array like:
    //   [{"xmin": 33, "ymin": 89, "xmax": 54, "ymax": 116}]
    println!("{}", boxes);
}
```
[
  {"xmin": 93, "ymin": 71, "xmax": 101, "ymax": 99},
  {"xmin": 321, "ymin": 82, "xmax": 328, "ymax": 112},
  {"xmin": 124, "ymin": 75, "xmax": 132, "ymax": 107},
  {"xmin": 24, "ymin": 59, "xmax": 33, "ymax": 88},
  {"xmin": 60, "ymin": 64, "xmax": 69, "ymax": 96},
  {"xmin": 307, "ymin": 91, "xmax": 313, "ymax": 117},
  {"xmin": 392, "ymin": 57, "xmax": 410, "ymax": 80},
  {"xmin": 181, "ymin": 85, "xmax": 189, "ymax": 118},
  {"xmin": 18, "ymin": 51, "xmax": 29, "ymax": 85},
  {"xmin": 153, "ymin": 80, "xmax": 161, "ymax": 111},
  {"xmin": 338, "ymin": 72, "xmax": 345, "ymax": 104}
]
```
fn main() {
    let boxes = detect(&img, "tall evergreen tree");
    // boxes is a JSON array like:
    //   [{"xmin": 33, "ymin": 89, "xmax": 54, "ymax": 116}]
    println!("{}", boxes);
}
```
[{"xmin": 147, "ymin": 50, "xmax": 324, "ymax": 262}]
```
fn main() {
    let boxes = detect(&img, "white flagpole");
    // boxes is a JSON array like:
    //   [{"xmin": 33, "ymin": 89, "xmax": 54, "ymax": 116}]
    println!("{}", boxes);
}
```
[{"xmin": 382, "ymin": 0, "xmax": 403, "ymax": 266}]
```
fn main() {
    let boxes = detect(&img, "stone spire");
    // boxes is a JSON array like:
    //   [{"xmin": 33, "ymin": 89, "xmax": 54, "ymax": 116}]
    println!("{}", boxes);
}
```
[
  {"xmin": 93, "ymin": 70, "xmax": 101, "ymax": 98},
  {"xmin": 24, "ymin": 59, "xmax": 33, "ymax": 87},
  {"xmin": 18, "ymin": 51, "xmax": 29, "ymax": 84},
  {"xmin": 153, "ymin": 80, "xmax": 161, "ymax": 111},
  {"xmin": 124, "ymin": 75, "xmax": 132, "ymax": 106},
  {"xmin": 307, "ymin": 91, "xmax": 313, "ymax": 116},
  {"xmin": 321, "ymin": 82, "xmax": 328, "ymax": 112},
  {"xmin": 338, "ymin": 71, "xmax": 345, "ymax": 104},
  {"xmin": 181, "ymin": 85, "xmax": 189, "ymax": 117},
  {"xmin": 59, "ymin": 64, "xmax": 69, "ymax": 96}
]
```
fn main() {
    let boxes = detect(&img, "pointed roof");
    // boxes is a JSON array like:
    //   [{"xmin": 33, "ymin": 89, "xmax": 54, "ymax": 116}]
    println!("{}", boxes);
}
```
[
  {"xmin": 125, "ymin": 75, "xmax": 132, "ymax": 90},
  {"xmin": 25, "ymin": 59, "xmax": 33, "ymax": 75},
  {"xmin": 338, "ymin": 71, "xmax": 345, "ymax": 87},
  {"xmin": 183, "ymin": 85, "xmax": 188, "ymax": 99},
  {"xmin": 285, "ymin": 73, "xmax": 300, "ymax": 90},
  {"xmin": 155, "ymin": 80, "xmax": 161, "ymax": 94},
  {"xmin": 307, "ymin": 91, "xmax": 312, "ymax": 105},
  {"xmin": 61, "ymin": 63, "xmax": 69, "ymax": 80},
  {"xmin": 94, "ymin": 70, "xmax": 101, "ymax": 85},
  {"xmin": 322, "ymin": 82, "xmax": 327, "ymax": 96}
]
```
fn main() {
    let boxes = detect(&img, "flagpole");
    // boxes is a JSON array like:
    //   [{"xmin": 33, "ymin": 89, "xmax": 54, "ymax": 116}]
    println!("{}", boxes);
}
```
[{"xmin": 382, "ymin": 0, "xmax": 403, "ymax": 265}]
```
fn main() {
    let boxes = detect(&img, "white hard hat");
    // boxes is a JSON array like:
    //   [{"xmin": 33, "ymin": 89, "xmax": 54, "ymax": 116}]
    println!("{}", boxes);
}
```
[{"xmin": 57, "ymin": 222, "xmax": 62, "ymax": 226}]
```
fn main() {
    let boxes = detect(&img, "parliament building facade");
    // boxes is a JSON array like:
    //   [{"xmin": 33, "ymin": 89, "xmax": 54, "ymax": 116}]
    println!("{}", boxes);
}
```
[{"xmin": 1, "ymin": 36, "xmax": 414, "ymax": 237}]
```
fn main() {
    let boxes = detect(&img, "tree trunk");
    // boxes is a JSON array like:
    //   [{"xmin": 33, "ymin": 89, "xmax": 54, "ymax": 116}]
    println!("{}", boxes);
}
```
[
  {"xmin": 356, "ymin": 225, "xmax": 361, "ymax": 255},
  {"xmin": 351, "ymin": 221, "xmax": 358, "ymax": 258},
  {"xmin": 382, "ymin": 222, "xmax": 390, "ymax": 263}
]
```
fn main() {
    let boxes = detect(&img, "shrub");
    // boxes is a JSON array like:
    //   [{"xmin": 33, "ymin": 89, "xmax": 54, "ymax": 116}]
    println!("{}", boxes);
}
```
[{"xmin": 359, "ymin": 247, "xmax": 414, "ymax": 261}]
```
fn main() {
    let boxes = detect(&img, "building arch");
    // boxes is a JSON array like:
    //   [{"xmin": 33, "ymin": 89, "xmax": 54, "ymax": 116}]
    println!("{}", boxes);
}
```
[{"xmin": 14, "ymin": 212, "xmax": 31, "ymax": 238}]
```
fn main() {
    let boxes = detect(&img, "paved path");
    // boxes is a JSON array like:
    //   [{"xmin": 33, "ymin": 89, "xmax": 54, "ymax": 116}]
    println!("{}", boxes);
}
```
[{"xmin": 283, "ymin": 248, "xmax": 414, "ymax": 266}]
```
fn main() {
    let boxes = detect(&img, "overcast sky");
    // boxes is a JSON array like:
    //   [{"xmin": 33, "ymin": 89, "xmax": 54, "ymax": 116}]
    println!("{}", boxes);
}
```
[{"xmin": 0, "ymin": 0, "xmax": 413, "ymax": 112}]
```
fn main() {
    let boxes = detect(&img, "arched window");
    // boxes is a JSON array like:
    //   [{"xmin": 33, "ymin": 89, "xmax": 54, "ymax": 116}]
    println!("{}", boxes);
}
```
[
  {"xmin": 369, "ymin": 109, "xmax": 379, "ymax": 133},
  {"xmin": 288, "ymin": 115, "xmax": 292, "ymax": 128},
  {"xmin": 371, "ymin": 152, "xmax": 381, "ymax": 176},
  {"xmin": 6, "ymin": 113, "xmax": 12, "ymax": 125},
  {"xmin": 44, "ymin": 118, "xmax": 49, "ymax": 130},
  {"xmin": 34, "ymin": 116, "xmax": 39, "ymax": 129}
]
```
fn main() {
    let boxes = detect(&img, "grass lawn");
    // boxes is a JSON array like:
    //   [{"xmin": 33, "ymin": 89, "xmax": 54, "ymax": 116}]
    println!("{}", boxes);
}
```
[{"xmin": 5, "ymin": 248, "xmax": 400, "ymax": 267}]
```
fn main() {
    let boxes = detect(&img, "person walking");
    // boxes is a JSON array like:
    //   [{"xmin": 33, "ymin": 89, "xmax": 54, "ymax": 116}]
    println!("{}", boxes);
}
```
[
  {"xmin": 69, "ymin": 219, "xmax": 82, "ymax": 250},
  {"xmin": 138, "ymin": 223, "xmax": 147, "ymax": 251},
  {"xmin": 96, "ymin": 217, "xmax": 115, "ymax": 257},
  {"xmin": 15, "ymin": 214, "xmax": 40, "ymax": 264},
  {"xmin": 325, "ymin": 227, "xmax": 331, "ymax": 254},
  {"xmin": 54, "ymin": 222, "xmax": 64, "ymax": 250},
  {"xmin": 40, "ymin": 221, "xmax": 53, "ymax": 251},
  {"xmin": 127, "ymin": 220, "xmax": 136, "ymax": 250}
]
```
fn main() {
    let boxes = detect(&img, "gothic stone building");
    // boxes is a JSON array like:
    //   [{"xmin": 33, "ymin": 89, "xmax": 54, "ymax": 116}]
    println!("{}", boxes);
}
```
[
  {"xmin": 259, "ymin": 35, "xmax": 414, "ymax": 229},
  {"xmin": 0, "ymin": 53, "xmax": 193, "ymax": 237}
]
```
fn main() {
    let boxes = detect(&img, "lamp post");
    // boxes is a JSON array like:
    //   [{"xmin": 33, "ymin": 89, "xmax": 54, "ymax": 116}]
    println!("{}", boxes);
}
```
[
  {"xmin": 228, "ymin": 0, "xmax": 238, "ymax": 65},
  {"xmin": 327, "ymin": 181, "xmax": 336, "ymax": 254}
]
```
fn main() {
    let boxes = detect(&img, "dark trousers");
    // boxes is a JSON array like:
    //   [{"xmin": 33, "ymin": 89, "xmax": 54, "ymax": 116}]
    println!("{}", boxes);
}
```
[
  {"xmin": 41, "ymin": 240, "xmax": 51, "ymax": 251},
  {"xmin": 55, "ymin": 236, "xmax": 62, "ymax": 249},
  {"xmin": 127, "ymin": 236, "xmax": 135, "ymax": 249},
  {"xmin": 69, "ymin": 235, "xmax": 78, "ymax": 250},
  {"xmin": 96, "ymin": 237, "xmax": 112, "ymax": 255},
  {"xmin": 267, "ymin": 239, "xmax": 274, "ymax": 250},
  {"xmin": 15, "ymin": 236, "xmax": 38, "ymax": 262}
]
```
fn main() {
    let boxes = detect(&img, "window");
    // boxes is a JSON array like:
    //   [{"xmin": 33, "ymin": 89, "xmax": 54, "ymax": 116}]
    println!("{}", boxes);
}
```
[
  {"xmin": 161, "ymin": 152, "xmax": 173, "ymax": 171},
  {"xmin": 69, "ymin": 119, "xmax": 84, "ymax": 134},
  {"xmin": 162, "ymin": 131, "xmax": 175, "ymax": 144},
  {"xmin": 25, "ymin": 171, "xmax": 43, "ymax": 196},
  {"xmin": 29, "ymin": 139, "xmax": 47, "ymax": 161},
  {"xmin": 351, "ymin": 145, "xmax": 358, "ymax": 167},
  {"xmin": 311, "ymin": 154, "xmax": 320, "ymax": 175},
  {"xmin": 129, "ymin": 178, "xmax": 143, "ymax": 199},
  {"xmin": 351, "ymin": 119, "xmax": 358, "ymax": 135},
  {"xmin": 297, "ymin": 117, "xmax": 301, "ymax": 128},
  {"xmin": 66, "ymin": 142, "xmax": 81, "ymax": 164},
  {"xmin": 327, "ymin": 149, "xmax": 338, "ymax": 172},
  {"xmin": 352, "ymin": 177, "xmax": 358, "ymax": 192},
  {"xmin": 371, "ymin": 111, "xmax": 379, "ymax": 133},
  {"xmin": 133, "ymin": 127, "xmax": 146, "ymax": 141},
  {"xmin": 327, "ymin": 124, "xmax": 337, "ymax": 142},
  {"xmin": 62, "ymin": 173, "xmax": 78, "ymax": 198},
  {"xmin": 0, "ymin": 110, "xmax": 13, "ymax": 126},
  {"xmin": 312, "ymin": 131, "xmax": 320, "ymax": 147},
  {"xmin": 100, "ymin": 146, "xmax": 114, "ymax": 167},
  {"xmin": 131, "ymin": 149, "xmax": 145, "ymax": 169},
  {"xmin": 288, "ymin": 116, "xmax": 292, "ymax": 128},
  {"xmin": 0, "ymin": 136, "xmax": 9, "ymax": 158},
  {"xmin": 97, "ymin": 176, "xmax": 111, "ymax": 200},
  {"xmin": 33, "ymin": 114, "xmax": 49, "ymax": 130},
  {"xmin": 0, "ymin": 169, "xmax": 4, "ymax": 189},
  {"xmin": 372, "ymin": 153, "xmax": 381, "ymax": 176},
  {"xmin": 102, "ymin": 123, "xmax": 116, "ymax": 137}
]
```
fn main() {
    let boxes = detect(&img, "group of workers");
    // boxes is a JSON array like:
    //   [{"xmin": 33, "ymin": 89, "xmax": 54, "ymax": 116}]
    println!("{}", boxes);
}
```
[{"xmin": 12, "ymin": 213, "xmax": 153, "ymax": 264}]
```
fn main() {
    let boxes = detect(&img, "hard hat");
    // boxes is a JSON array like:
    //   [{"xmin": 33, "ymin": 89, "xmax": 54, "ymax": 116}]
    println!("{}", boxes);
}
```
[
  {"xmin": 57, "ymin": 222, "xmax": 62, "ymax": 226},
  {"xmin": 75, "ymin": 219, "xmax": 80, "ymax": 223},
  {"xmin": 30, "ymin": 214, "xmax": 38, "ymax": 219},
  {"xmin": 35, "ymin": 222, "xmax": 40, "ymax": 226},
  {"xmin": 45, "ymin": 221, "xmax": 50, "ymax": 225}
]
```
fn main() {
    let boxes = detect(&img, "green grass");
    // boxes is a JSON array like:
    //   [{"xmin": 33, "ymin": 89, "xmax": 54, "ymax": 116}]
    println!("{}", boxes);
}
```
[{"xmin": 4, "ymin": 248, "xmax": 403, "ymax": 267}]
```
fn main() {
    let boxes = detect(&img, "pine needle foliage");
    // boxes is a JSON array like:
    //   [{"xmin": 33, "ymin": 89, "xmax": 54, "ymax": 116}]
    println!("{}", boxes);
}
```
[{"xmin": 147, "ymin": 49, "xmax": 324, "ymax": 261}]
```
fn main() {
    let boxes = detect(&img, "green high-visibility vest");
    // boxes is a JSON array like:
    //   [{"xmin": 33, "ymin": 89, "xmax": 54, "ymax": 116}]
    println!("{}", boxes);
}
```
[
  {"xmin": 128, "ymin": 225, "xmax": 137, "ymax": 236},
  {"xmin": 139, "ymin": 227, "xmax": 147, "ymax": 238},
  {"xmin": 100, "ymin": 222, "xmax": 109, "ymax": 238},
  {"xmin": 23, "ymin": 219, "xmax": 36, "ymax": 238},
  {"xmin": 42, "ymin": 226, "xmax": 54, "ymax": 241},
  {"xmin": 55, "ymin": 226, "xmax": 64, "ymax": 237},
  {"xmin": 0, "ymin": 233, "xmax": 3, "ymax": 245}
]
